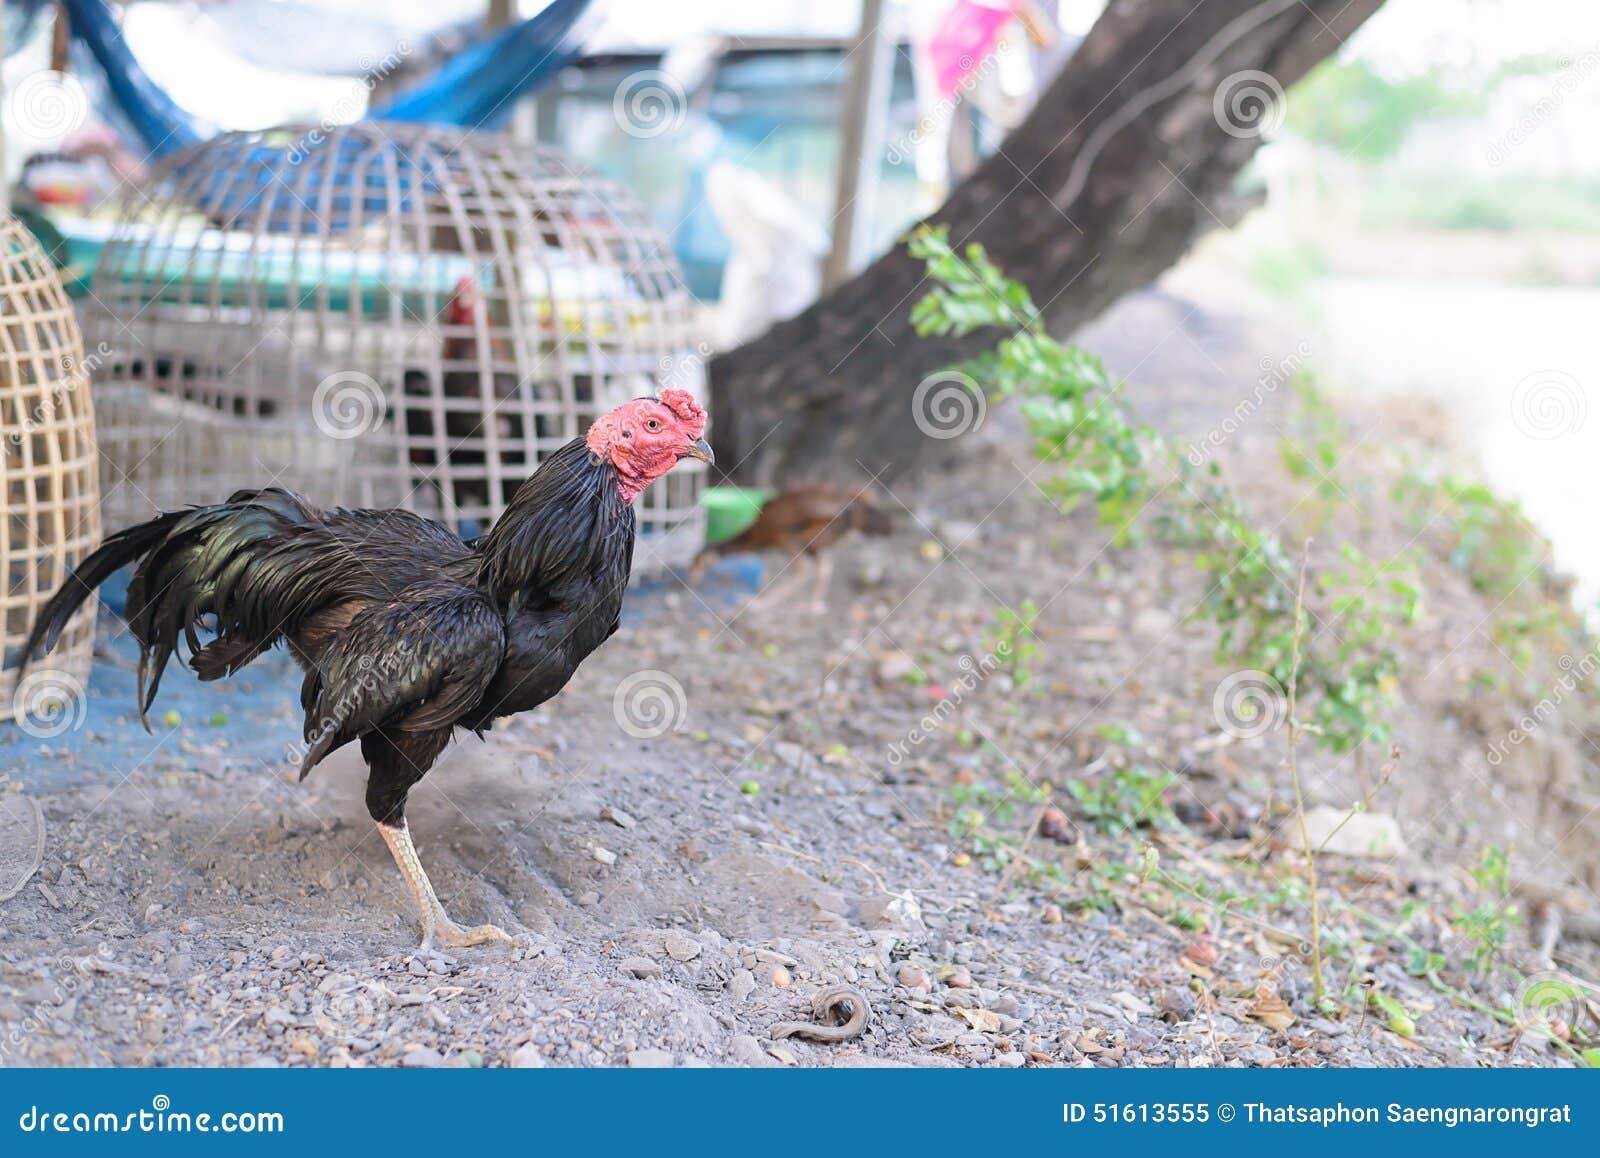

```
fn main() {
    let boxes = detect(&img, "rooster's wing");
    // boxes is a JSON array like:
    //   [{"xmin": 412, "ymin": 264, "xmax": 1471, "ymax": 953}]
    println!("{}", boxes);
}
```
[{"xmin": 297, "ymin": 580, "xmax": 505, "ymax": 778}]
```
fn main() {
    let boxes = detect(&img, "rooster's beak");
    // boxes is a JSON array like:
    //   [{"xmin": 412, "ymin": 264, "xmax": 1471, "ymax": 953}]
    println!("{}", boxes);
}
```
[{"xmin": 682, "ymin": 438, "xmax": 715, "ymax": 466}]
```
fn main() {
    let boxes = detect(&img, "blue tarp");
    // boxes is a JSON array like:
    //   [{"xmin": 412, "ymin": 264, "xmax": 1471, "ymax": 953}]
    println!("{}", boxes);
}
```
[
  {"xmin": 60, "ymin": 0, "xmax": 211, "ymax": 154},
  {"xmin": 53, "ymin": 0, "xmax": 593, "ymax": 159},
  {"xmin": 372, "ymin": 0, "xmax": 592, "ymax": 128}
]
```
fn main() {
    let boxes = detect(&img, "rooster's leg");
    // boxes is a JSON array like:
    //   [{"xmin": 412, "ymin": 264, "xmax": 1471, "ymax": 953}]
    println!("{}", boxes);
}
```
[
  {"xmin": 376, "ymin": 821, "xmax": 511, "ymax": 951},
  {"xmin": 748, "ymin": 554, "xmax": 810, "ymax": 611},
  {"xmin": 809, "ymin": 551, "xmax": 833, "ymax": 613}
]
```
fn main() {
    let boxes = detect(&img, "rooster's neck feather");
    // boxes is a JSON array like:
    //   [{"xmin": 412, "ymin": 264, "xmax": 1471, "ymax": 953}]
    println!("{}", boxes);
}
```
[{"xmin": 474, "ymin": 438, "xmax": 634, "ymax": 611}]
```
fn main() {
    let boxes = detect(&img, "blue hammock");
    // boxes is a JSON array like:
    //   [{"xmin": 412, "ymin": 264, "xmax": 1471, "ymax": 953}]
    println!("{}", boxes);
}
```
[{"xmin": 56, "ymin": 0, "xmax": 593, "ymax": 159}]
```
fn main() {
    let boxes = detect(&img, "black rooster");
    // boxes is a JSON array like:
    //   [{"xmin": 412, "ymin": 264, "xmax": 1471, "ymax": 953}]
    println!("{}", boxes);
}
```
[{"xmin": 19, "ymin": 391, "xmax": 711, "ymax": 950}]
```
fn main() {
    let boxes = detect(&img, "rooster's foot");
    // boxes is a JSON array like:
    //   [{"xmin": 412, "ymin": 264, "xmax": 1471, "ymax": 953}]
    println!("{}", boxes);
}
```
[
  {"xmin": 422, "ymin": 915, "xmax": 512, "ymax": 952},
  {"xmin": 377, "ymin": 820, "xmax": 511, "ymax": 952}
]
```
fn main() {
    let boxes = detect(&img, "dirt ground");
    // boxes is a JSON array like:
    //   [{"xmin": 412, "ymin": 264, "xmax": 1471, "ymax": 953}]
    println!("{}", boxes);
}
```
[{"xmin": 2, "ymin": 274, "xmax": 1597, "ymax": 1069}]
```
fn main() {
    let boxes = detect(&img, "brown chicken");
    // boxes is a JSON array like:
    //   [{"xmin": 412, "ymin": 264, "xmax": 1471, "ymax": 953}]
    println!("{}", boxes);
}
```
[{"xmin": 690, "ymin": 484, "xmax": 892, "ymax": 610}]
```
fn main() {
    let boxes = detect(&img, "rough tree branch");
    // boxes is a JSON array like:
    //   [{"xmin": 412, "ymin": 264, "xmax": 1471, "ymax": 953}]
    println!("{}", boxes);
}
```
[{"xmin": 709, "ymin": 0, "xmax": 1384, "ymax": 484}]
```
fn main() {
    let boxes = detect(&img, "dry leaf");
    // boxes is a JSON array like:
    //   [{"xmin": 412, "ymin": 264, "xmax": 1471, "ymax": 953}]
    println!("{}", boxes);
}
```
[
  {"xmin": 953, "ymin": 1007, "xmax": 1003, "ymax": 1033},
  {"xmin": 1248, "ymin": 986, "xmax": 1297, "ymax": 1032},
  {"xmin": 1184, "ymin": 939, "xmax": 1219, "ymax": 966}
]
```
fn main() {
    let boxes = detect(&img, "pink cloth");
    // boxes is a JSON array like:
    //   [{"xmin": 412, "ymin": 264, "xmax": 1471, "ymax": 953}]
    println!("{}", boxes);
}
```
[{"xmin": 927, "ymin": 0, "xmax": 1016, "ymax": 97}]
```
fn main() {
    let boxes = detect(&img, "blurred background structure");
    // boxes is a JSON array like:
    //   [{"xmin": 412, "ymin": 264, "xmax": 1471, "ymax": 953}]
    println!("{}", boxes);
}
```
[{"xmin": 0, "ymin": 0, "xmax": 1592, "ymax": 596}]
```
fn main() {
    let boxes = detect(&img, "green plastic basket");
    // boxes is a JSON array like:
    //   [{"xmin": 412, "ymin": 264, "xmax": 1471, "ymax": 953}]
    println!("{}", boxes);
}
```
[{"xmin": 702, "ymin": 486, "xmax": 773, "ymax": 545}]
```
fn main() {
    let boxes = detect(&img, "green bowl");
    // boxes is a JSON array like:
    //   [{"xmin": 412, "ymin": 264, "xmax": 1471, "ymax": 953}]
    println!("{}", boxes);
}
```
[{"xmin": 702, "ymin": 486, "xmax": 773, "ymax": 544}]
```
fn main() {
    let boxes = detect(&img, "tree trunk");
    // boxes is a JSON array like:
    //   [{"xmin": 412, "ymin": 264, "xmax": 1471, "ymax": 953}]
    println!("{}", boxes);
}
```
[{"xmin": 709, "ymin": 0, "xmax": 1384, "ymax": 484}]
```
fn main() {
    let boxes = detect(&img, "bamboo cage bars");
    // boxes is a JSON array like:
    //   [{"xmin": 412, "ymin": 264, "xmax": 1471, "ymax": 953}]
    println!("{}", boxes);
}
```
[
  {"xmin": 84, "ymin": 122, "xmax": 705, "ymax": 577},
  {"xmin": 1, "ymin": 215, "xmax": 100, "ymax": 720}
]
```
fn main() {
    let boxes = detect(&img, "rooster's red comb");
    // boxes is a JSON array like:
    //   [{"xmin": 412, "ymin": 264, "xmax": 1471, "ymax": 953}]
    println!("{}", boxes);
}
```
[{"xmin": 657, "ymin": 388, "xmax": 706, "ymax": 430}]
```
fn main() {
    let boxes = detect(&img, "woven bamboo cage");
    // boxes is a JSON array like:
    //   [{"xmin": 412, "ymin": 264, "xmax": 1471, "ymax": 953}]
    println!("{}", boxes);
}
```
[
  {"xmin": 1, "ymin": 215, "xmax": 100, "ymax": 720},
  {"xmin": 84, "ymin": 123, "xmax": 706, "ymax": 577}
]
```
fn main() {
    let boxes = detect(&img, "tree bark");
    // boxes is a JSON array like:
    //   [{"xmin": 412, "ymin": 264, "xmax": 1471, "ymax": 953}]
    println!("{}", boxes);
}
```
[{"xmin": 709, "ymin": 0, "xmax": 1384, "ymax": 484}]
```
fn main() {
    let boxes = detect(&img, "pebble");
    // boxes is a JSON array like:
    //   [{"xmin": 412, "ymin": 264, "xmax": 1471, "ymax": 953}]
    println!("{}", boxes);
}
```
[
  {"xmin": 1085, "ymin": 1000, "xmax": 1130, "ymax": 1023},
  {"xmin": 877, "ymin": 653, "xmax": 916, "ymax": 682},
  {"xmin": 620, "ymin": 957, "xmax": 663, "ymax": 980},
  {"xmin": 1111, "ymin": 991, "xmax": 1152, "ymax": 1017},
  {"xmin": 727, "ymin": 1035, "xmax": 778, "ymax": 1067},
  {"xmin": 769, "ymin": 965, "xmax": 792, "ymax": 988},
  {"xmin": 945, "ymin": 967, "xmax": 973, "ymax": 989},
  {"xmin": 599, "ymin": 805, "xmax": 637, "ymax": 829},
  {"xmin": 1159, "ymin": 989, "xmax": 1196, "ymax": 1022},
  {"xmin": 772, "ymin": 741, "xmax": 809, "ymax": 770},
  {"xmin": 994, "ymin": 1051, "xmax": 1028, "ymax": 1068},
  {"xmin": 591, "ymin": 846, "xmax": 617, "ymax": 867},
  {"xmin": 510, "ymin": 1043, "xmax": 545, "ymax": 1068},
  {"xmin": 663, "ymin": 931, "xmax": 701, "ymax": 962},
  {"xmin": 401, "ymin": 1046, "xmax": 444, "ymax": 1068},
  {"xmin": 896, "ymin": 963, "xmax": 930, "ymax": 990},
  {"xmin": 628, "ymin": 1048, "xmax": 674, "ymax": 1068},
  {"xmin": 726, "ymin": 969, "xmax": 756, "ymax": 1002}
]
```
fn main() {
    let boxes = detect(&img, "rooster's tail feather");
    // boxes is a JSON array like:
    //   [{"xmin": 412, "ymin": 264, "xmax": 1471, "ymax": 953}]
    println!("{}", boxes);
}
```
[
  {"xmin": 15, "ymin": 511, "xmax": 189, "ymax": 704},
  {"xmin": 20, "ymin": 489, "xmax": 331, "ymax": 728}
]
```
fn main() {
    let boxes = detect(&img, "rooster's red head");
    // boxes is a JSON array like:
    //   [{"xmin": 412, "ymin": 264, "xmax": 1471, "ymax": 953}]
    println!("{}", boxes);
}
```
[{"xmin": 586, "ymin": 388, "xmax": 711, "ymax": 503}]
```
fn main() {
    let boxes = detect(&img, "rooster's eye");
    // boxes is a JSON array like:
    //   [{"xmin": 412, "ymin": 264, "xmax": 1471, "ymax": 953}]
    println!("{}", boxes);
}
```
[{"xmin": 645, "ymin": 419, "xmax": 661, "ymax": 432}]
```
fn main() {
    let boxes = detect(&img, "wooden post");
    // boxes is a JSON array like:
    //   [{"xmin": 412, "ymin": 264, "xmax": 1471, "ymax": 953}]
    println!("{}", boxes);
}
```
[
  {"xmin": 823, "ymin": 0, "xmax": 891, "ymax": 290},
  {"xmin": 51, "ymin": 3, "xmax": 72, "ymax": 73}
]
